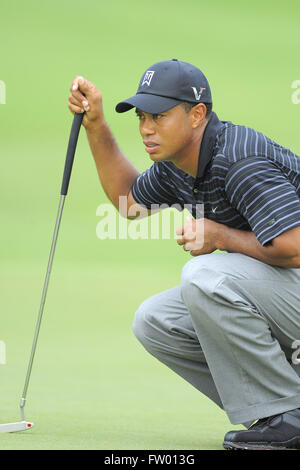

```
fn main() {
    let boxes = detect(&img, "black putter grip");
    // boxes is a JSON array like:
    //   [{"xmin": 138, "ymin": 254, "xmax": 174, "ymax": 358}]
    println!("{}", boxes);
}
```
[{"xmin": 60, "ymin": 112, "xmax": 84, "ymax": 196}]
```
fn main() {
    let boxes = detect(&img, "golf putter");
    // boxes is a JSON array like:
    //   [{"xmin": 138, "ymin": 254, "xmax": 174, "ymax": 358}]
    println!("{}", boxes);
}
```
[{"xmin": 0, "ymin": 112, "xmax": 84, "ymax": 433}]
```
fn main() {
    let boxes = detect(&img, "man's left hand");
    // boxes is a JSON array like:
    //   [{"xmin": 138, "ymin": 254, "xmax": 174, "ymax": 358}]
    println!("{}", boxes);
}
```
[{"xmin": 176, "ymin": 216, "xmax": 222, "ymax": 256}]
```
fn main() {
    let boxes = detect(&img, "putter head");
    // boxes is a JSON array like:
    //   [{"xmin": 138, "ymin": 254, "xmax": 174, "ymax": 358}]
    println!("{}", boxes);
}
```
[{"xmin": 0, "ymin": 421, "xmax": 34, "ymax": 433}]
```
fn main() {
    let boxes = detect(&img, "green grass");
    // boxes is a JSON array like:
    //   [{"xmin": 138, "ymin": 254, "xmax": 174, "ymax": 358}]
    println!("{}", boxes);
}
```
[{"xmin": 0, "ymin": 0, "xmax": 299, "ymax": 450}]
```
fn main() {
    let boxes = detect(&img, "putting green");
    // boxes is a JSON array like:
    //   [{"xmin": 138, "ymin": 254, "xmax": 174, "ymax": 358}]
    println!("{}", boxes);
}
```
[{"xmin": 0, "ymin": 0, "xmax": 299, "ymax": 450}]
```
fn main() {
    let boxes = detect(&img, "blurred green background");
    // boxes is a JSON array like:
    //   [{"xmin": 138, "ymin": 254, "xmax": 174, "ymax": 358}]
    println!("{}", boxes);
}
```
[{"xmin": 1, "ymin": 0, "xmax": 299, "ymax": 450}]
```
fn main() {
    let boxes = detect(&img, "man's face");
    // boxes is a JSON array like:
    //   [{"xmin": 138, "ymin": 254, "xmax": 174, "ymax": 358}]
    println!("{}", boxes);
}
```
[{"xmin": 136, "ymin": 104, "xmax": 195, "ymax": 162}]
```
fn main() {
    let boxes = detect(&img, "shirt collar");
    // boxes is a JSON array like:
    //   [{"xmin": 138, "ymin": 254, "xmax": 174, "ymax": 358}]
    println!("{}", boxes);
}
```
[{"xmin": 193, "ymin": 112, "xmax": 225, "ymax": 190}]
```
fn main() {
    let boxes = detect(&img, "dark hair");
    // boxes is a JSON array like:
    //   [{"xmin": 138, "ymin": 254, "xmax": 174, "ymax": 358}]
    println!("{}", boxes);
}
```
[{"xmin": 181, "ymin": 101, "xmax": 213, "ymax": 120}]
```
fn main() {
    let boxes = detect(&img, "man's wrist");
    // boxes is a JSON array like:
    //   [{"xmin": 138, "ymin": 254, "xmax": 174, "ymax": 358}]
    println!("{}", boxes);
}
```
[
  {"xmin": 215, "ymin": 223, "xmax": 227, "ymax": 251},
  {"xmin": 85, "ymin": 117, "xmax": 107, "ymax": 134}
]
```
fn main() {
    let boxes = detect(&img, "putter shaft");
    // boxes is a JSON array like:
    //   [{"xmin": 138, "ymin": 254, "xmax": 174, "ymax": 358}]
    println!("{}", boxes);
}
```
[{"xmin": 20, "ymin": 195, "xmax": 66, "ymax": 420}]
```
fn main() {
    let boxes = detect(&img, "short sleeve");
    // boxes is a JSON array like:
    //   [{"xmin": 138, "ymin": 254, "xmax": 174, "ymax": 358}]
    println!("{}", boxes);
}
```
[
  {"xmin": 131, "ymin": 162, "xmax": 179, "ymax": 209},
  {"xmin": 225, "ymin": 156, "xmax": 300, "ymax": 245}
]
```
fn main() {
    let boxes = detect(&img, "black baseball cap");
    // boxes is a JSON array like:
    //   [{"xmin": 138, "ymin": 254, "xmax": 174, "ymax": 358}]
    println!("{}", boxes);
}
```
[{"xmin": 115, "ymin": 59, "xmax": 212, "ymax": 114}]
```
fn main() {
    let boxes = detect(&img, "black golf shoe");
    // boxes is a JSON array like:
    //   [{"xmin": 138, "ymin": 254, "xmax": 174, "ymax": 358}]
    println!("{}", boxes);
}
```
[{"xmin": 223, "ymin": 409, "xmax": 300, "ymax": 450}]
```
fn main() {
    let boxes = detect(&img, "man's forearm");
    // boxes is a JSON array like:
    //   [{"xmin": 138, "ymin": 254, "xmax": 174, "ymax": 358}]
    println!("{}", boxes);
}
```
[
  {"xmin": 68, "ymin": 76, "xmax": 140, "ymax": 210},
  {"xmin": 86, "ymin": 121, "xmax": 140, "ymax": 209},
  {"xmin": 216, "ymin": 224, "xmax": 300, "ymax": 268}
]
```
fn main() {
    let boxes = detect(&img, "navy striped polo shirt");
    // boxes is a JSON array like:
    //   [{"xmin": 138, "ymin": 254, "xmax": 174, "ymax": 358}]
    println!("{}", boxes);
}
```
[{"xmin": 131, "ymin": 112, "xmax": 300, "ymax": 246}]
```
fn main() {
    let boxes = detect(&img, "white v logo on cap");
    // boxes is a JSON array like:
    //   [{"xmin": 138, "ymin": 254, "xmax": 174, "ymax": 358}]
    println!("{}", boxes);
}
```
[{"xmin": 192, "ymin": 87, "xmax": 206, "ymax": 100}]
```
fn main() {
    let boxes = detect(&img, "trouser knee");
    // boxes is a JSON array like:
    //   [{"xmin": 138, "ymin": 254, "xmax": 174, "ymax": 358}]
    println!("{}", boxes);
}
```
[
  {"xmin": 180, "ymin": 255, "xmax": 219, "ymax": 306},
  {"xmin": 180, "ymin": 255, "xmax": 262, "ymax": 334},
  {"xmin": 132, "ymin": 298, "xmax": 156, "ymax": 350}
]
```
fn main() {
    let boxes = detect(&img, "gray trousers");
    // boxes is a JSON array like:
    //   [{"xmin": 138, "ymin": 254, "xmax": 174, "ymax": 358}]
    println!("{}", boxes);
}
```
[{"xmin": 132, "ymin": 252, "xmax": 300, "ymax": 426}]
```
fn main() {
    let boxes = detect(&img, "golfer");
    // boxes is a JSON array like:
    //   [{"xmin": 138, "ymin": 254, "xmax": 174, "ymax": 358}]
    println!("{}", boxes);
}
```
[{"xmin": 68, "ymin": 59, "xmax": 300, "ymax": 450}]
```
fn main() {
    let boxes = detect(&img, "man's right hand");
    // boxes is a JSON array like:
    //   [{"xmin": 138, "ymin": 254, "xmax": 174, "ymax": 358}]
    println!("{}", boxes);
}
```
[{"xmin": 68, "ymin": 76, "xmax": 104, "ymax": 129}]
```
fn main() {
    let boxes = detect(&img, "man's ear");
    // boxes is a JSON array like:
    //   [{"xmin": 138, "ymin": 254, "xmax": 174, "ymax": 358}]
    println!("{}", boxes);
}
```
[{"xmin": 190, "ymin": 103, "xmax": 207, "ymax": 128}]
